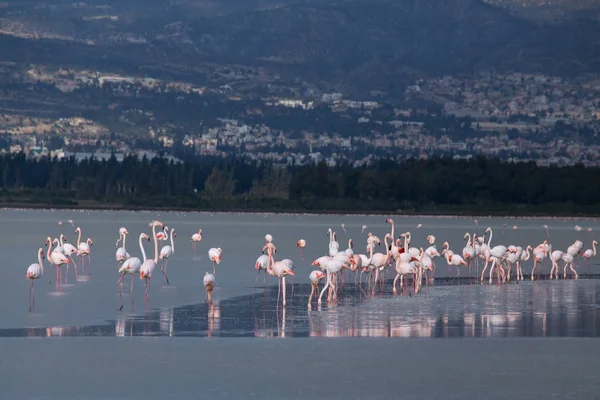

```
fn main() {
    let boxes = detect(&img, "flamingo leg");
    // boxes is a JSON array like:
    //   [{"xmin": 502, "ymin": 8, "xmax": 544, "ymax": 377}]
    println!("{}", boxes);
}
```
[
  {"xmin": 308, "ymin": 284, "xmax": 315, "ymax": 309},
  {"xmin": 318, "ymin": 273, "xmax": 331, "ymax": 305},
  {"xmin": 130, "ymin": 273, "xmax": 134, "ymax": 292},
  {"xmin": 162, "ymin": 258, "xmax": 170, "ymax": 285},
  {"xmin": 28, "ymin": 280, "xmax": 33, "ymax": 312},
  {"xmin": 212, "ymin": 261, "xmax": 216, "ymax": 275},
  {"xmin": 570, "ymin": 261, "xmax": 578, "ymax": 279},
  {"xmin": 86, "ymin": 255, "xmax": 92, "ymax": 275},
  {"xmin": 282, "ymin": 276, "xmax": 287, "ymax": 307}
]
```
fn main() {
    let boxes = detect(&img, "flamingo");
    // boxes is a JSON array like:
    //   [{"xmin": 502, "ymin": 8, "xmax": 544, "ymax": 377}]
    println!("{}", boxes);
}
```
[
  {"xmin": 308, "ymin": 270, "xmax": 326, "ymax": 309},
  {"xmin": 62, "ymin": 236, "xmax": 79, "ymax": 283},
  {"xmin": 155, "ymin": 226, "xmax": 168, "ymax": 241},
  {"xmin": 204, "ymin": 272, "xmax": 215, "ymax": 303},
  {"xmin": 254, "ymin": 254, "xmax": 269, "ymax": 293},
  {"xmin": 549, "ymin": 248, "xmax": 564, "ymax": 280},
  {"xmin": 341, "ymin": 223, "xmax": 347, "ymax": 233},
  {"xmin": 265, "ymin": 234, "xmax": 273, "ymax": 244},
  {"xmin": 116, "ymin": 227, "xmax": 130, "ymax": 278},
  {"xmin": 74, "ymin": 227, "xmax": 92, "ymax": 275},
  {"xmin": 159, "ymin": 227, "xmax": 176, "ymax": 285},
  {"xmin": 191, "ymin": 229, "xmax": 203, "ymax": 255},
  {"xmin": 562, "ymin": 252, "xmax": 578, "ymax": 279},
  {"xmin": 26, "ymin": 248, "xmax": 45, "ymax": 312},
  {"xmin": 582, "ymin": 240, "xmax": 598, "ymax": 263},
  {"xmin": 263, "ymin": 242, "xmax": 295, "ymax": 308},
  {"xmin": 208, "ymin": 248, "xmax": 222, "ymax": 274},
  {"xmin": 327, "ymin": 229, "xmax": 339, "ymax": 256},
  {"xmin": 46, "ymin": 236, "xmax": 70, "ymax": 290},
  {"xmin": 297, "ymin": 239, "xmax": 306, "ymax": 258},
  {"xmin": 318, "ymin": 258, "xmax": 347, "ymax": 306},
  {"xmin": 442, "ymin": 242, "xmax": 467, "ymax": 278},
  {"xmin": 462, "ymin": 233, "xmax": 475, "ymax": 276},
  {"xmin": 117, "ymin": 233, "xmax": 149, "ymax": 311},
  {"xmin": 139, "ymin": 221, "xmax": 163, "ymax": 307},
  {"xmin": 361, "ymin": 225, "xmax": 367, "ymax": 234}
]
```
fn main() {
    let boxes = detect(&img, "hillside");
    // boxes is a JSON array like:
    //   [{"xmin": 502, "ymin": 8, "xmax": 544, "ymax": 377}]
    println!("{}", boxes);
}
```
[{"xmin": 0, "ymin": 0, "xmax": 599, "ymax": 99}]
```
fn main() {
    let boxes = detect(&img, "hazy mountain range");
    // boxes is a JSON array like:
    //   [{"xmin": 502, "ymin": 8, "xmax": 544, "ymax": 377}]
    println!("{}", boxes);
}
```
[{"xmin": 1, "ymin": 0, "xmax": 599, "ymax": 99}]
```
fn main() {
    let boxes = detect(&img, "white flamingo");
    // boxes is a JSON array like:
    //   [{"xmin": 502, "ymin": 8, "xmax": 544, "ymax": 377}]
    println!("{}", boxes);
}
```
[
  {"xmin": 139, "ymin": 221, "xmax": 163, "ymax": 306},
  {"xmin": 159, "ymin": 227, "xmax": 176, "ymax": 285},
  {"xmin": 26, "ymin": 248, "xmax": 45, "ymax": 312}
]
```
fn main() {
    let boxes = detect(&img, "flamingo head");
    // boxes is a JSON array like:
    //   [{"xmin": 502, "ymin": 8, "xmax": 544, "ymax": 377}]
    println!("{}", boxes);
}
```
[
  {"xmin": 214, "ymin": 256, "xmax": 221, "ymax": 264},
  {"xmin": 140, "ymin": 271, "xmax": 146, "ymax": 279},
  {"xmin": 75, "ymin": 227, "xmax": 81, "ymax": 234},
  {"xmin": 254, "ymin": 260, "xmax": 261, "ymax": 270},
  {"xmin": 39, "ymin": 248, "xmax": 45, "ymax": 259},
  {"xmin": 349, "ymin": 239, "xmax": 353, "ymax": 248},
  {"xmin": 172, "ymin": 229, "xmax": 176, "ymax": 239},
  {"xmin": 86, "ymin": 238, "xmax": 93, "ymax": 246},
  {"xmin": 45, "ymin": 236, "xmax": 51, "ymax": 246},
  {"xmin": 141, "ymin": 233, "xmax": 150, "ymax": 241},
  {"xmin": 119, "ymin": 227, "xmax": 128, "ymax": 236},
  {"xmin": 60, "ymin": 234, "xmax": 66, "ymax": 242},
  {"xmin": 386, "ymin": 218, "xmax": 393, "ymax": 224},
  {"xmin": 485, "ymin": 227, "xmax": 491, "ymax": 233},
  {"xmin": 297, "ymin": 239, "xmax": 306, "ymax": 248},
  {"xmin": 442, "ymin": 241, "xmax": 449, "ymax": 249},
  {"xmin": 312, "ymin": 260, "xmax": 320, "ymax": 266}
]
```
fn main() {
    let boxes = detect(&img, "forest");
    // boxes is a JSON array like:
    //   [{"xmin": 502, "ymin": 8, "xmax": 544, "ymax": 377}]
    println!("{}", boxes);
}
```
[{"xmin": 0, "ymin": 152, "xmax": 598, "ymax": 215}]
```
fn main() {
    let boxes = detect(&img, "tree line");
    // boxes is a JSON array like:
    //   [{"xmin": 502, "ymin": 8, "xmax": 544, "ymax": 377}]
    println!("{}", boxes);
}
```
[{"xmin": 0, "ymin": 152, "xmax": 599, "ymax": 215}]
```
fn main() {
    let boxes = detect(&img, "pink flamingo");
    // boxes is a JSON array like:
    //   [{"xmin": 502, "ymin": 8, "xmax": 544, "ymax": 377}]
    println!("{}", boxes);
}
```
[
  {"xmin": 297, "ymin": 239, "xmax": 306, "ymax": 258},
  {"xmin": 140, "ymin": 221, "xmax": 163, "ymax": 307},
  {"xmin": 308, "ymin": 270, "xmax": 326, "ymax": 309},
  {"xmin": 263, "ymin": 242, "xmax": 295, "ymax": 308},
  {"xmin": 208, "ymin": 247, "xmax": 222, "ymax": 274},
  {"xmin": 46, "ymin": 236, "xmax": 69, "ymax": 290},
  {"xmin": 191, "ymin": 229, "xmax": 203, "ymax": 255},
  {"xmin": 26, "ymin": 248, "xmax": 45, "ymax": 312}
]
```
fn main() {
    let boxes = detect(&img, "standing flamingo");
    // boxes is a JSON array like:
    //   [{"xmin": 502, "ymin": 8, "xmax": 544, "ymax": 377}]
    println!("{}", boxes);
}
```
[
  {"xmin": 26, "ymin": 248, "xmax": 45, "ymax": 311},
  {"xmin": 191, "ymin": 229, "xmax": 203, "ymax": 255},
  {"xmin": 208, "ymin": 248, "xmax": 222, "ymax": 274},
  {"xmin": 74, "ymin": 227, "xmax": 92, "ymax": 275},
  {"xmin": 263, "ymin": 242, "xmax": 295, "ymax": 308},
  {"xmin": 204, "ymin": 272, "xmax": 215, "ymax": 304},
  {"xmin": 582, "ymin": 240, "xmax": 598, "ymax": 264},
  {"xmin": 159, "ymin": 227, "xmax": 176, "ymax": 285},
  {"xmin": 117, "ymin": 233, "xmax": 149, "ymax": 311},
  {"xmin": 254, "ymin": 254, "xmax": 269, "ymax": 294},
  {"xmin": 139, "ymin": 221, "xmax": 163, "ymax": 307},
  {"xmin": 62, "ymin": 236, "xmax": 79, "ymax": 283},
  {"xmin": 116, "ymin": 227, "xmax": 130, "ymax": 279},
  {"xmin": 46, "ymin": 236, "xmax": 70, "ymax": 290},
  {"xmin": 318, "ymin": 258, "xmax": 346, "ymax": 305},
  {"xmin": 308, "ymin": 270, "xmax": 326, "ymax": 309},
  {"xmin": 297, "ymin": 239, "xmax": 306, "ymax": 258}
]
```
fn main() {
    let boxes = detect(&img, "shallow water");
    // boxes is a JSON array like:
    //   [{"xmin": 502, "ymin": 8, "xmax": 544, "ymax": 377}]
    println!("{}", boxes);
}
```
[{"xmin": 3, "ymin": 210, "xmax": 600, "ymax": 399}]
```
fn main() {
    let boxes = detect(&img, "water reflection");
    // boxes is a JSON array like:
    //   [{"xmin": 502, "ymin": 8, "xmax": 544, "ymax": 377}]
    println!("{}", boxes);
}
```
[{"xmin": 7, "ymin": 278, "xmax": 600, "ymax": 338}]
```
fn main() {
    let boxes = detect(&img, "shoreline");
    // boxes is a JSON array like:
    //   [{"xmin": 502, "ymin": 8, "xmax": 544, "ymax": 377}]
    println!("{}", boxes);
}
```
[{"xmin": 1, "ymin": 200, "xmax": 599, "ymax": 220}]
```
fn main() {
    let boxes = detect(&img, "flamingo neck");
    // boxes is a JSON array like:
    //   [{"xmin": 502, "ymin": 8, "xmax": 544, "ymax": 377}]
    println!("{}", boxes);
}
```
[
  {"xmin": 139, "ymin": 234, "xmax": 148, "ymax": 262},
  {"xmin": 60, "ymin": 236, "xmax": 64, "ymax": 246},
  {"xmin": 390, "ymin": 221, "xmax": 394, "ymax": 241},
  {"xmin": 76, "ymin": 229, "xmax": 82, "ymax": 248},
  {"xmin": 593, "ymin": 242, "xmax": 597, "ymax": 256},
  {"xmin": 152, "ymin": 224, "xmax": 159, "ymax": 263},
  {"xmin": 170, "ymin": 229, "xmax": 175, "ymax": 252},
  {"xmin": 383, "ymin": 235, "xmax": 390, "ymax": 261},
  {"xmin": 47, "ymin": 240, "xmax": 53, "ymax": 259},
  {"xmin": 266, "ymin": 247, "xmax": 276, "ymax": 276},
  {"xmin": 38, "ymin": 251, "xmax": 44, "ymax": 273},
  {"xmin": 466, "ymin": 233, "xmax": 471, "ymax": 247},
  {"xmin": 487, "ymin": 230, "xmax": 493, "ymax": 247},
  {"xmin": 122, "ymin": 233, "xmax": 127, "ymax": 249}
]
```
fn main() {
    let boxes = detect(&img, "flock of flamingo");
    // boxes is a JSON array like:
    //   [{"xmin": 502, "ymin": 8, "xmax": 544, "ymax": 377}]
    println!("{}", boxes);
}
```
[
  {"xmin": 24, "ymin": 217, "xmax": 598, "ymax": 313},
  {"xmin": 258, "ymin": 218, "xmax": 598, "ymax": 309}
]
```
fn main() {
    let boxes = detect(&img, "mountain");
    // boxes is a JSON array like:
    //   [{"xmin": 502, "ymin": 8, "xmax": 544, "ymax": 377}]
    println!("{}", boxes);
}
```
[{"xmin": 0, "ymin": 0, "xmax": 599, "ymax": 99}]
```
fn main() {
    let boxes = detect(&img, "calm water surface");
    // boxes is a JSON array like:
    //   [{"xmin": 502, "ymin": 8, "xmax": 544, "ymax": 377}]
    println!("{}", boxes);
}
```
[
  {"xmin": 3, "ymin": 210, "xmax": 600, "ymax": 399},
  {"xmin": 0, "ymin": 209, "xmax": 598, "ymax": 336}
]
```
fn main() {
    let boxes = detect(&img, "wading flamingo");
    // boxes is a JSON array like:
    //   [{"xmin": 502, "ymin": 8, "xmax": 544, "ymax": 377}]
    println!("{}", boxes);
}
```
[
  {"xmin": 308, "ymin": 270, "xmax": 326, "ymax": 309},
  {"xmin": 204, "ymin": 272, "xmax": 215, "ymax": 303},
  {"xmin": 208, "ymin": 247, "xmax": 222, "ymax": 274},
  {"xmin": 191, "ymin": 229, "xmax": 202, "ymax": 255},
  {"xmin": 139, "ymin": 221, "xmax": 163, "ymax": 307},
  {"xmin": 74, "ymin": 227, "xmax": 92, "ymax": 275},
  {"xmin": 117, "ymin": 233, "xmax": 149, "ymax": 311},
  {"xmin": 159, "ymin": 227, "xmax": 176, "ymax": 285},
  {"xmin": 26, "ymin": 248, "xmax": 45, "ymax": 311},
  {"xmin": 263, "ymin": 242, "xmax": 295, "ymax": 308}
]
